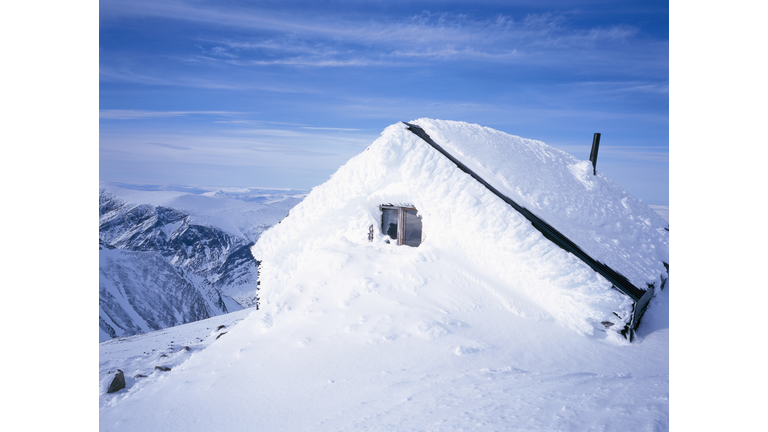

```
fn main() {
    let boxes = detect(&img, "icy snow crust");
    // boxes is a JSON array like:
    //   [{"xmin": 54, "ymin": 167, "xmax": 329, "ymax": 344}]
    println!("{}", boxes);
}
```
[{"xmin": 252, "ymin": 120, "xmax": 668, "ymax": 335}]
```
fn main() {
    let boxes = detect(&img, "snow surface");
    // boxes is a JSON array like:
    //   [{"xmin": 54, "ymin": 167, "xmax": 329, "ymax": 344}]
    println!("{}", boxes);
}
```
[
  {"xmin": 100, "ymin": 120, "xmax": 668, "ymax": 429},
  {"xmin": 99, "ymin": 307, "xmax": 254, "ymax": 409},
  {"xmin": 99, "ymin": 280, "xmax": 669, "ymax": 430}
]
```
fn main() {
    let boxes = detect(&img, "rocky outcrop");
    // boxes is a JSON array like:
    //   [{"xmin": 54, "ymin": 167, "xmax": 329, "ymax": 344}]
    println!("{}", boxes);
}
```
[{"xmin": 107, "ymin": 370, "xmax": 125, "ymax": 393}]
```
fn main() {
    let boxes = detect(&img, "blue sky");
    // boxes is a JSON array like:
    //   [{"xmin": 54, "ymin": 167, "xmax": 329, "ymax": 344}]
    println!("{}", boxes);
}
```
[{"xmin": 100, "ymin": 0, "xmax": 669, "ymax": 205}]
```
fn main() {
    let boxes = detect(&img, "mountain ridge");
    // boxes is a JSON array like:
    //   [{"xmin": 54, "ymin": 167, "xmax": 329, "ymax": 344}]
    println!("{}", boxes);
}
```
[{"xmin": 99, "ymin": 188, "xmax": 302, "ymax": 341}]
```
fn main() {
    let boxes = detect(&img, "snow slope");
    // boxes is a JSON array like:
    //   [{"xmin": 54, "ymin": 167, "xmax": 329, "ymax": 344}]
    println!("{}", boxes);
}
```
[
  {"xmin": 99, "ymin": 307, "xmax": 254, "ymax": 410},
  {"xmin": 99, "ymin": 280, "xmax": 669, "ymax": 430},
  {"xmin": 99, "ymin": 245, "xmax": 218, "ymax": 342}
]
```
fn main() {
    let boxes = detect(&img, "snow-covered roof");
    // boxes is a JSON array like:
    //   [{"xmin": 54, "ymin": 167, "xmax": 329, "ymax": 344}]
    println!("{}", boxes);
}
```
[
  {"xmin": 410, "ymin": 119, "xmax": 668, "ymax": 282},
  {"xmin": 251, "ymin": 119, "xmax": 669, "ymax": 335}
]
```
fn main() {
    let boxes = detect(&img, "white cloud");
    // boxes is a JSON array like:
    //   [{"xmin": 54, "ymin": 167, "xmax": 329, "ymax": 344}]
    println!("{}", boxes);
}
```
[
  {"xmin": 100, "ymin": 67, "xmax": 313, "ymax": 92},
  {"xmin": 147, "ymin": 142, "xmax": 192, "ymax": 151},
  {"xmin": 99, "ymin": 110, "xmax": 240, "ymax": 120},
  {"xmin": 246, "ymin": 145, "xmax": 336, "ymax": 156},
  {"xmin": 301, "ymin": 127, "xmax": 363, "ymax": 131},
  {"xmin": 102, "ymin": 1, "xmax": 646, "ymax": 66}
]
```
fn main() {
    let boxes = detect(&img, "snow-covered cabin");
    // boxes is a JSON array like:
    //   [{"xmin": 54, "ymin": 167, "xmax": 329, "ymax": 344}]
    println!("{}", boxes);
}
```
[{"xmin": 251, "ymin": 119, "xmax": 669, "ymax": 340}]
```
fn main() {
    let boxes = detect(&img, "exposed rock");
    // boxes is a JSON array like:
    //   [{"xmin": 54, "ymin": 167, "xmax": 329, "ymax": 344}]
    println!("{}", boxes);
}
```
[
  {"xmin": 134, "ymin": 374, "xmax": 148, "ymax": 379},
  {"xmin": 216, "ymin": 332, "xmax": 227, "ymax": 340},
  {"xmin": 179, "ymin": 346, "xmax": 190, "ymax": 351},
  {"xmin": 107, "ymin": 369, "xmax": 125, "ymax": 393},
  {"xmin": 155, "ymin": 366, "xmax": 171, "ymax": 372},
  {"xmin": 160, "ymin": 354, "xmax": 168, "ymax": 358},
  {"xmin": 216, "ymin": 325, "xmax": 226, "ymax": 331},
  {"xmin": 99, "ymin": 316, "xmax": 117, "ymax": 339}
]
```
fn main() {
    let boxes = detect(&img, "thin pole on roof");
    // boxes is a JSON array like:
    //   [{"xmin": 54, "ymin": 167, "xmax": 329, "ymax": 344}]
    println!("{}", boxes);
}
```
[{"xmin": 589, "ymin": 133, "xmax": 601, "ymax": 175}]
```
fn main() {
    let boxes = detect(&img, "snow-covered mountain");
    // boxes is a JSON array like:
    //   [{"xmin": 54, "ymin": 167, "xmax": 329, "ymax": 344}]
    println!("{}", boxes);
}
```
[
  {"xmin": 99, "ymin": 243, "xmax": 222, "ymax": 341},
  {"xmin": 99, "ymin": 185, "xmax": 305, "ymax": 341}
]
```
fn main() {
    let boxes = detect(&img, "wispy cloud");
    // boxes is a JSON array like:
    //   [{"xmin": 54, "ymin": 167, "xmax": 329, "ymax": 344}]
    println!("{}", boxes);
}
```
[
  {"xmin": 100, "ymin": 68, "xmax": 246, "ymax": 90},
  {"xmin": 210, "ymin": 56, "xmax": 384, "ymax": 67},
  {"xmin": 301, "ymin": 127, "xmax": 363, "ymax": 131},
  {"xmin": 246, "ymin": 145, "xmax": 336, "ymax": 156},
  {"xmin": 147, "ymin": 142, "xmax": 192, "ymax": 151},
  {"xmin": 103, "ymin": 1, "xmax": 645, "ymax": 68},
  {"xmin": 100, "ymin": 67, "xmax": 315, "ymax": 92},
  {"xmin": 214, "ymin": 120, "xmax": 308, "ymax": 127},
  {"xmin": 209, "ymin": 46, "xmax": 238, "ymax": 59},
  {"xmin": 248, "ymin": 58, "xmax": 382, "ymax": 67},
  {"xmin": 599, "ymin": 146, "xmax": 669, "ymax": 163},
  {"xmin": 554, "ymin": 145, "xmax": 668, "ymax": 163},
  {"xmin": 100, "ymin": 110, "xmax": 241, "ymax": 120},
  {"xmin": 559, "ymin": 81, "xmax": 670, "ymax": 95},
  {"xmin": 391, "ymin": 47, "xmax": 519, "ymax": 60}
]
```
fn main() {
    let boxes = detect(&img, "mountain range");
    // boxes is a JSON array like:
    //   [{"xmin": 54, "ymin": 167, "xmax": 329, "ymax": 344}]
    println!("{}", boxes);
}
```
[{"xmin": 98, "ymin": 185, "xmax": 305, "ymax": 341}]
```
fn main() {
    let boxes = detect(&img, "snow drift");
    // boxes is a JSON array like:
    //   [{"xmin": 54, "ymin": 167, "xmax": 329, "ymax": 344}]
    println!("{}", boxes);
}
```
[
  {"xmin": 99, "ymin": 120, "xmax": 669, "ymax": 431},
  {"xmin": 251, "ymin": 119, "xmax": 669, "ymax": 336}
]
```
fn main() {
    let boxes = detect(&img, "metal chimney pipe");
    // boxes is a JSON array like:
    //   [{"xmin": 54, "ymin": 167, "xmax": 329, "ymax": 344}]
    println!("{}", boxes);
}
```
[{"xmin": 589, "ymin": 133, "xmax": 601, "ymax": 175}]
